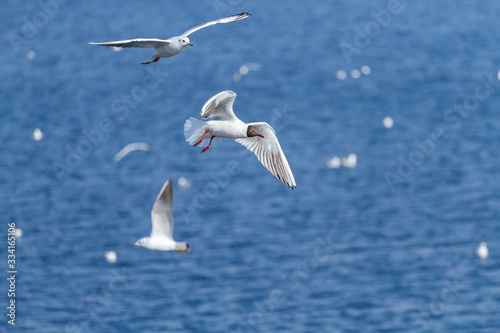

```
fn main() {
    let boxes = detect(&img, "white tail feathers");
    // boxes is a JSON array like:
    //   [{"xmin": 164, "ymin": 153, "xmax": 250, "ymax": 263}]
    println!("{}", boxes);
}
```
[{"xmin": 184, "ymin": 117, "xmax": 207, "ymax": 145}]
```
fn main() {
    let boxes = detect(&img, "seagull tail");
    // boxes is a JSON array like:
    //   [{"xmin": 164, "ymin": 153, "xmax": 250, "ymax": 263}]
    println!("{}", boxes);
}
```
[{"xmin": 184, "ymin": 117, "xmax": 208, "ymax": 145}]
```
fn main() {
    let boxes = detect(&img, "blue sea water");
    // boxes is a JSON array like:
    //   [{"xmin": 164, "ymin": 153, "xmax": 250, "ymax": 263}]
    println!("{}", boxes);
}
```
[{"xmin": 1, "ymin": 0, "xmax": 500, "ymax": 332}]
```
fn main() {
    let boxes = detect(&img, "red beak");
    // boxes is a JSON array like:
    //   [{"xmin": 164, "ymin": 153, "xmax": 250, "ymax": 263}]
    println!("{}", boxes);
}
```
[
  {"xmin": 188, "ymin": 43, "xmax": 193, "ymax": 46},
  {"xmin": 258, "ymin": 134, "xmax": 265, "ymax": 138}
]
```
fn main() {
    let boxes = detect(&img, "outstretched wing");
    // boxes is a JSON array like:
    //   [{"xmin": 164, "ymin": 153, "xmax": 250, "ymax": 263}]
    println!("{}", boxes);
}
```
[
  {"xmin": 150, "ymin": 179, "xmax": 174, "ymax": 238},
  {"xmin": 86, "ymin": 38, "xmax": 170, "ymax": 49},
  {"xmin": 181, "ymin": 12, "xmax": 251, "ymax": 36},
  {"xmin": 201, "ymin": 90, "xmax": 237, "ymax": 120},
  {"xmin": 235, "ymin": 123, "xmax": 297, "ymax": 190}
]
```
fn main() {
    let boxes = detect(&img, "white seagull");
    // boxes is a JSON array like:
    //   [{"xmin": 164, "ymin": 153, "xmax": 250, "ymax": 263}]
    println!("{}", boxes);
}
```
[
  {"xmin": 113, "ymin": 142, "xmax": 152, "ymax": 163},
  {"xmin": 133, "ymin": 179, "xmax": 191, "ymax": 252},
  {"xmin": 184, "ymin": 90, "xmax": 297, "ymax": 190},
  {"xmin": 476, "ymin": 242, "xmax": 488, "ymax": 259},
  {"xmin": 86, "ymin": 12, "xmax": 250, "ymax": 65}
]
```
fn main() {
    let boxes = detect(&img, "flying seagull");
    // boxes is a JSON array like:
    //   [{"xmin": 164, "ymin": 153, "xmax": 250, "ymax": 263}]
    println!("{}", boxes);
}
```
[
  {"xmin": 184, "ymin": 90, "xmax": 297, "ymax": 190},
  {"xmin": 113, "ymin": 142, "xmax": 152, "ymax": 163},
  {"xmin": 133, "ymin": 179, "xmax": 191, "ymax": 252},
  {"xmin": 86, "ymin": 12, "xmax": 250, "ymax": 64}
]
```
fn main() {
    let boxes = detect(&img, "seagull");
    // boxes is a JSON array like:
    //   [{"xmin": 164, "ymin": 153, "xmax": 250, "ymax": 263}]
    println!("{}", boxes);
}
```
[
  {"xmin": 86, "ymin": 12, "xmax": 250, "ymax": 65},
  {"xmin": 341, "ymin": 153, "xmax": 357, "ymax": 168},
  {"xmin": 184, "ymin": 90, "xmax": 297, "ymax": 190},
  {"xmin": 133, "ymin": 179, "xmax": 191, "ymax": 252},
  {"xmin": 476, "ymin": 242, "xmax": 488, "ymax": 259},
  {"xmin": 113, "ymin": 142, "xmax": 152, "ymax": 163}
]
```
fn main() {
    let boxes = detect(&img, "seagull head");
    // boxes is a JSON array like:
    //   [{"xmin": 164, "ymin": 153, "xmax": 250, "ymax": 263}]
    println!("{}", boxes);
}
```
[
  {"xmin": 175, "ymin": 242, "xmax": 191, "ymax": 253},
  {"xmin": 247, "ymin": 125, "xmax": 265, "ymax": 138},
  {"xmin": 179, "ymin": 37, "xmax": 193, "ymax": 47},
  {"xmin": 132, "ymin": 237, "xmax": 147, "ymax": 248}
]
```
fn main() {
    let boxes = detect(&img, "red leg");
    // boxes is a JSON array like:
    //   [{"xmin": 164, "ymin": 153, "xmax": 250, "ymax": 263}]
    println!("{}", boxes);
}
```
[
  {"xmin": 153, "ymin": 57, "xmax": 160, "ymax": 63},
  {"xmin": 201, "ymin": 136, "xmax": 215, "ymax": 153},
  {"xmin": 193, "ymin": 130, "xmax": 209, "ymax": 147}
]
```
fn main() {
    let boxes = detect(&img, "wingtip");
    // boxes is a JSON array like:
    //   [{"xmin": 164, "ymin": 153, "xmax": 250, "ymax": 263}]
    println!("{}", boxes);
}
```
[
  {"xmin": 234, "ymin": 12, "xmax": 251, "ymax": 19},
  {"xmin": 165, "ymin": 179, "xmax": 173, "ymax": 192},
  {"xmin": 155, "ymin": 178, "xmax": 173, "ymax": 203}
]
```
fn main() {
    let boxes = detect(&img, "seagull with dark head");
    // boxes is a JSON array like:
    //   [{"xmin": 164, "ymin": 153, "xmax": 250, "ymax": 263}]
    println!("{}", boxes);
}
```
[
  {"xmin": 133, "ymin": 179, "xmax": 191, "ymax": 252},
  {"xmin": 184, "ymin": 91, "xmax": 297, "ymax": 190}
]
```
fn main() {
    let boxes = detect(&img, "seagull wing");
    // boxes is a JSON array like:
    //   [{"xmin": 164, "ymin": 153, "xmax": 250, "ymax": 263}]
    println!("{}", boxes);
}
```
[
  {"xmin": 235, "ymin": 123, "xmax": 297, "ymax": 190},
  {"xmin": 113, "ymin": 143, "xmax": 152, "ymax": 163},
  {"xmin": 200, "ymin": 90, "xmax": 238, "ymax": 121},
  {"xmin": 86, "ymin": 38, "xmax": 170, "ymax": 49},
  {"xmin": 150, "ymin": 179, "xmax": 174, "ymax": 239},
  {"xmin": 181, "ymin": 12, "xmax": 251, "ymax": 37}
]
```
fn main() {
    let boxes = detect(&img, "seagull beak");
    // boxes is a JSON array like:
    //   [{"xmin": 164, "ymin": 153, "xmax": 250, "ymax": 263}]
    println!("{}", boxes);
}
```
[
  {"xmin": 188, "ymin": 42, "xmax": 193, "ymax": 46},
  {"xmin": 258, "ymin": 134, "xmax": 265, "ymax": 138},
  {"xmin": 132, "ymin": 243, "xmax": 138, "ymax": 247},
  {"xmin": 176, "ymin": 248, "xmax": 188, "ymax": 253}
]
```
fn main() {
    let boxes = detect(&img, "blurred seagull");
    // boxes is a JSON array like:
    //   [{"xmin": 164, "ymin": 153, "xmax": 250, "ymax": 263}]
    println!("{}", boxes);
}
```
[
  {"xmin": 476, "ymin": 242, "xmax": 488, "ymax": 259},
  {"xmin": 184, "ymin": 90, "xmax": 297, "ymax": 190},
  {"xmin": 233, "ymin": 62, "xmax": 262, "ymax": 82},
  {"xmin": 178, "ymin": 177, "xmax": 194, "ymax": 189},
  {"xmin": 105, "ymin": 250, "xmax": 117, "ymax": 263},
  {"xmin": 113, "ymin": 143, "xmax": 151, "ymax": 163},
  {"xmin": 133, "ymin": 179, "xmax": 191, "ymax": 252},
  {"xmin": 326, "ymin": 156, "xmax": 341, "ymax": 169},
  {"xmin": 86, "ymin": 12, "xmax": 250, "ymax": 65},
  {"xmin": 341, "ymin": 153, "xmax": 357, "ymax": 168},
  {"xmin": 32, "ymin": 128, "xmax": 44, "ymax": 141}
]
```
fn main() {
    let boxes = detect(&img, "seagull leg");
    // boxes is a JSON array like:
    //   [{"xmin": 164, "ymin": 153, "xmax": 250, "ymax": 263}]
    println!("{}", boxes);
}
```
[
  {"xmin": 141, "ymin": 57, "xmax": 160, "ymax": 65},
  {"xmin": 201, "ymin": 136, "xmax": 215, "ymax": 153},
  {"xmin": 193, "ymin": 130, "xmax": 209, "ymax": 147}
]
